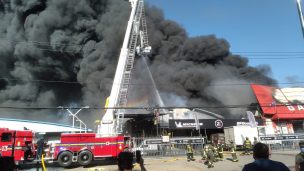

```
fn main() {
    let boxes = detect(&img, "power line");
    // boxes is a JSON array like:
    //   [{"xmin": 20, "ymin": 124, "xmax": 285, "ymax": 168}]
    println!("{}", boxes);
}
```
[
  {"xmin": 243, "ymin": 54, "xmax": 304, "ymax": 56},
  {"xmin": 0, "ymin": 37, "xmax": 83, "ymax": 53},
  {"xmin": 1, "ymin": 35, "xmax": 303, "ymax": 54},
  {"xmin": 0, "ymin": 104, "xmax": 303, "ymax": 110},
  {"xmin": 0, "ymin": 77, "xmax": 303, "ymax": 86},
  {"xmin": 1, "ymin": 37, "xmax": 304, "ymax": 59},
  {"xmin": 232, "ymin": 51, "xmax": 304, "ymax": 53},
  {"xmin": 0, "ymin": 77, "xmax": 80, "ymax": 84},
  {"xmin": 0, "ymin": 36, "xmax": 81, "ymax": 47},
  {"xmin": 208, "ymin": 82, "xmax": 304, "ymax": 86},
  {"xmin": 247, "ymin": 57, "xmax": 304, "ymax": 59}
]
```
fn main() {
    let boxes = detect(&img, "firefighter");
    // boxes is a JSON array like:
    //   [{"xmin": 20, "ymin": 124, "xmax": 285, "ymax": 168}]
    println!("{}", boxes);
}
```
[
  {"xmin": 212, "ymin": 144, "xmax": 219, "ymax": 162},
  {"xmin": 229, "ymin": 140, "xmax": 238, "ymax": 162},
  {"xmin": 253, "ymin": 137, "xmax": 259, "ymax": 146},
  {"xmin": 295, "ymin": 141, "xmax": 304, "ymax": 171},
  {"xmin": 24, "ymin": 141, "xmax": 33, "ymax": 161},
  {"xmin": 243, "ymin": 137, "xmax": 252, "ymax": 155},
  {"xmin": 218, "ymin": 143, "xmax": 224, "ymax": 161},
  {"xmin": 201, "ymin": 145, "xmax": 207, "ymax": 160},
  {"xmin": 186, "ymin": 142, "xmax": 195, "ymax": 162},
  {"xmin": 206, "ymin": 144, "xmax": 215, "ymax": 168},
  {"xmin": 36, "ymin": 137, "xmax": 45, "ymax": 160}
]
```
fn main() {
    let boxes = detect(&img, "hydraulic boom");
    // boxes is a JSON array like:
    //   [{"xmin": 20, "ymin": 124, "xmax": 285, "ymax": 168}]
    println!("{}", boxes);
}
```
[{"xmin": 99, "ymin": 0, "xmax": 151, "ymax": 136}]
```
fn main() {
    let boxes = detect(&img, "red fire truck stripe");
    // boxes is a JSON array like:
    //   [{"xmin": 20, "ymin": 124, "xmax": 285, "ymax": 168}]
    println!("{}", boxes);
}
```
[
  {"xmin": 0, "ymin": 146, "xmax": 23, "ymax": 151},
  {"xmin": 55, "ymin": 142, "xmax": 121, "ymax": 147}
]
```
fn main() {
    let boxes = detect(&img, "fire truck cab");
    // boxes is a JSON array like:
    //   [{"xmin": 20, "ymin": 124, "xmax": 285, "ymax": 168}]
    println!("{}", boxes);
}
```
[
  {"xmin": 0, "ymin": 128, "xmax": 35, "ymax": 165},
  {"xmin": 0, "ymin": 128, "xmax": 131, "ymax": 168}
]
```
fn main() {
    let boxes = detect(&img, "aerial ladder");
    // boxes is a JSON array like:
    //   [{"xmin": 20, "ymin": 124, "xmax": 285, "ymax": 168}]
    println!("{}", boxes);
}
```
[{"xmin": 99, "ymin": 0, "xmax": 151, "ymax": 136}]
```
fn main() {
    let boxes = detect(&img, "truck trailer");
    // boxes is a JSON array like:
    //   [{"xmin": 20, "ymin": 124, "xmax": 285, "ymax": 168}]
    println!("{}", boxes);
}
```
[{"xmin": 224, "ymin": 126, "xmax": 260, "ymax": 148}]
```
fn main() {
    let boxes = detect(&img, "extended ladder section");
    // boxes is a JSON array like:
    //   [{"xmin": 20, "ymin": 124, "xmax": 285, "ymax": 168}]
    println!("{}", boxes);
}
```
[
  {"xmin": 115, "ymin": 0, "xmax": 145, "ymax": 133},
  {"xmin": 140, "ymin": 4, "xmax": 149, "ymax": 48}
]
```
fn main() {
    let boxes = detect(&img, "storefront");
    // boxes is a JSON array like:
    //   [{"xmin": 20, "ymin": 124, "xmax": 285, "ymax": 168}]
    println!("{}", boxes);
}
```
[
  {"xmin": 169, "ymin": 119, "xmax": 263, "ymax": 129},
  {"xmin": 251, "ymin": 84, "xmax": 304, "ymax": 134}
]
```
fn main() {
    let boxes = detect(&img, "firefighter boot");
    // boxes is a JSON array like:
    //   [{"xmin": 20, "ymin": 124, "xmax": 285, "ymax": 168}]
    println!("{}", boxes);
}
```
[
  {"xmin": 187, "ymin": 153, "xmax": 191, "ymax": 162},
  {"xmin": 207, "ymin": 160, "xmax": 214, "ymax": 168},
  {"xmin": 191, "ymin": 153, "xmax": 195, "ymax": 161},
  {"xmin": 201, "ymin": 150, "xmax": 207, "ymax": 160},
  {"xmin": 231, "ymin": 152, "xmax": 238, "ymax": 162},
  {"xmin": 218, "ymin": 152, "xmax": 224, "ymax": 161}
]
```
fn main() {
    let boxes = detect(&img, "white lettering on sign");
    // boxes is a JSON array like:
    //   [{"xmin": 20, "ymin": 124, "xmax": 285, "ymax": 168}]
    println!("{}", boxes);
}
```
[
  {"xmin": 298, "ymin": 105, "xmax": 304, "ymax": 111},
  {"xmin": 215, "ymin": 120, "xmax": 223, "ymax": 128},
  {"xmin": 285, "ymin": 104, "xmax": 304, "ymax": 111},
  {"xmin": 286, "ymin": 105, "xmax": 295, "ymax": 111},
  {"xmin": 174, "ymin": 121, "xmax": 203, "ymax": 128},
  {"xmin": 2, "ymin": 146, "xmax": 7, "ymax": 151},
  {"xmin": 237, "ymin": 122, "xmax": 259, "ymax": 126}
]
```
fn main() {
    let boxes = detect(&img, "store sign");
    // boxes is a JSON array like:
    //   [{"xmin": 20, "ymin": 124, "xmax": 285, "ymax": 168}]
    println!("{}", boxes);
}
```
[
  {"xmin": 162, "ymin": 136, "xmax": 170, "ymax": 143},
  {"xmin": 169, "ymin": 119, "xmax": 262, "ymax": 129},
  {"xmin": 236, "ymin": 121, "xmax": 259, "ymax": 126},
  {"xmin": 145, "ymin": 140, "xmax": 162, "ymax": 144},
  {"xmin": 215, "ymin": 120, "xmax": 223, "ymax": 128},
  {"xmin": 174, "ymin": 121, "xmax": 203, "ymax": 128},
  {"xmin": 260, "ymin": 136, "xmax": 276, "ymax": 141},
  {"xmin": 251, "ymin": 84, "xmax": 304, "ymax": 119},
  {"xmin": 145, "ymin": 138, "xmax": 204, "ymax": 145},
  {"xmin": 260, "ymin": 135, "xmax": 304, "ymax": 141}
]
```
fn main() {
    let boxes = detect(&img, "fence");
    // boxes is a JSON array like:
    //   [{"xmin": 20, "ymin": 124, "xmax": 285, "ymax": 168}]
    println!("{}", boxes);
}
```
[
  {"xmin": 259, "ymin": 134, "xmax": 304, "ymax": 151},
  {"xmin": 131, "ymin": 136, "xmax": 205, "ymax": 157}
]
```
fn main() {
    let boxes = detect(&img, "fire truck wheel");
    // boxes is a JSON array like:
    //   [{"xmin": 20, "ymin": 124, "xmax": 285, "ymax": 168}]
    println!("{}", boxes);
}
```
[
  {"xmin": 57, "ymin": 151, "xmax": 73, "ymax": 167},
  {"xmin": 78, "ymin": 150, "xmax": 93, "ymax": 166}
]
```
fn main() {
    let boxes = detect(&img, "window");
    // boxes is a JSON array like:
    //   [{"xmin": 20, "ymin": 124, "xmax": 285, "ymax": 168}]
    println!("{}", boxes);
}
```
[{"xmin": 1, "ymin": 133, "xmax": 12, "ymax": 142}]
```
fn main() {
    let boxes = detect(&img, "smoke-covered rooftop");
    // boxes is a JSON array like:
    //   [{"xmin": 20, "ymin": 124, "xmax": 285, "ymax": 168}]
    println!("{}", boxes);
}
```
[{"xmin": 0, "ymin": 0, "xmax": 276, "ymax": 124}]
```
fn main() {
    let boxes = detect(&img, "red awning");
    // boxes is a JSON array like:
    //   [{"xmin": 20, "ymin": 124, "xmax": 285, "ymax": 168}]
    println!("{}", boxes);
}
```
[
  {"xmin": 251, "ymin": 84, "xmax": 304, "ymax": 120},
  {"xmin": 272, "ymin": 113, "xmax": 304, "ymax": 120}
]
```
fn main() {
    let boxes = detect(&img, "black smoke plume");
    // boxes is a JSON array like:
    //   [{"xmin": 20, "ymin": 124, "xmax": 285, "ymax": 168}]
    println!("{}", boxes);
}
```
[{"xmin": 0, "ymin": 0, "xmax": 276, "ymax": 124}]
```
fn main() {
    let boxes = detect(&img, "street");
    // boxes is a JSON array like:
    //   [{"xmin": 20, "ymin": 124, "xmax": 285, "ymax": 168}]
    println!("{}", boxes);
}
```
[{"xmin": 20, "ymin": 150, "xmax": 297, "ymax": 171}]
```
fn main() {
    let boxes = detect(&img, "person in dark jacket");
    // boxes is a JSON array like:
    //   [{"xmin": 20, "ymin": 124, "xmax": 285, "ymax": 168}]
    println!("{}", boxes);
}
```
[
  {"xmin": 242, "ymin": 142, "xmax": 290, "ymax": 171},
  {"xmin": 36, "ymin": 137, "xmax": 45, "ymax": 159},
  {"xmin": 117, "ymin": 151, "xmax": 133, "ymax": 171},
  {"xmin": 295, "ymin": 141, "xmax": 304, "ymax": 171},
  {"xmin": 253, "ymin": 137, "xmax": 259, "ymax": 146}
]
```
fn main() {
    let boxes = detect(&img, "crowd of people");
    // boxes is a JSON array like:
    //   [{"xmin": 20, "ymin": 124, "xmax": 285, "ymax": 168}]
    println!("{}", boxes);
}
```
[
  {"xmin": 185, "ymin": 137, "xmax": 293, "ymax": 170},
  {"xmin": 117, "ymin": 138, "xmax": 304, "ymax": 171}
]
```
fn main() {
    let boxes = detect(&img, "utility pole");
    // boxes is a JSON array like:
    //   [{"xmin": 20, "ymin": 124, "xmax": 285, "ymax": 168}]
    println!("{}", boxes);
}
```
[
  {"xmin": 194, "ymin": 113, "xmax": 201, "ymax": 135},
  {"xmin": 296, "ymin": 0, "xmax": 304, "ymax": 37},
  {"xmin": 66, "ymin": 106, "xmax": 89, "ymax": 132},
  {"xmin": 154, "ymin": 108, "xmax": 160, "ymax": 136}
]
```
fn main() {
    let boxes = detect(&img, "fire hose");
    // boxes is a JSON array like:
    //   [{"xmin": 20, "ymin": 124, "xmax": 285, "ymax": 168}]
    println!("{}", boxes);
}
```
[{"xmin": 41, "ymin": 154, "xmax": 47, "ymax": 171}]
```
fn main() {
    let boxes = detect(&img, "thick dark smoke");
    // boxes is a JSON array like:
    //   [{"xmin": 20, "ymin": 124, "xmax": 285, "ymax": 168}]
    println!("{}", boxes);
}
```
[{"xmin": 0, "ymin": 0, "xmax": 276, "ymax": 124}]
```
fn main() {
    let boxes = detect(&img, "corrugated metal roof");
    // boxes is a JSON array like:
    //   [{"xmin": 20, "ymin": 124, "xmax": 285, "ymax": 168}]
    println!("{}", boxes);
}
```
[{"xmin": 0, "ymin": 118, "xmax": 91, "ymax": 133}]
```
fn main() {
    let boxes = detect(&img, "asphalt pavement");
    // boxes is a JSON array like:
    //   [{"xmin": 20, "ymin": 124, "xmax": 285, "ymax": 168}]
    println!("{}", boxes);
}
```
[{"xmin": 19, "ymin": 150, "xmax": 298, "ymax": 171}]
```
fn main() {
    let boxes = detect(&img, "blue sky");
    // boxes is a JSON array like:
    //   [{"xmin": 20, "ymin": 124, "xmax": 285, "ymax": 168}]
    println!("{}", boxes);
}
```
[{"xmin": 147, "ymin": 0, "xmax": 304, "ymax": 87}]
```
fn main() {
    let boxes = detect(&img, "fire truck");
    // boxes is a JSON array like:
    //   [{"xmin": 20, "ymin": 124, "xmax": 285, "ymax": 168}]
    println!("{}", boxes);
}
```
[
  {"xmin": 98, "ymin": 0, "xmax": 151, "ymax": 136},
  {"xmin": 1, "ymin": 0, "xmax": 150, "ymax": 168},
  {"xmin": 52, "ymin": 133, "xmax": 129, "ymax": 167},
  {"xmin": 0, "ymin": 128, "xmax": 34, "ymax": 165},
  {"xmin": 0, "ymin": 128, "xmax": 130, "ymax": 167}
]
